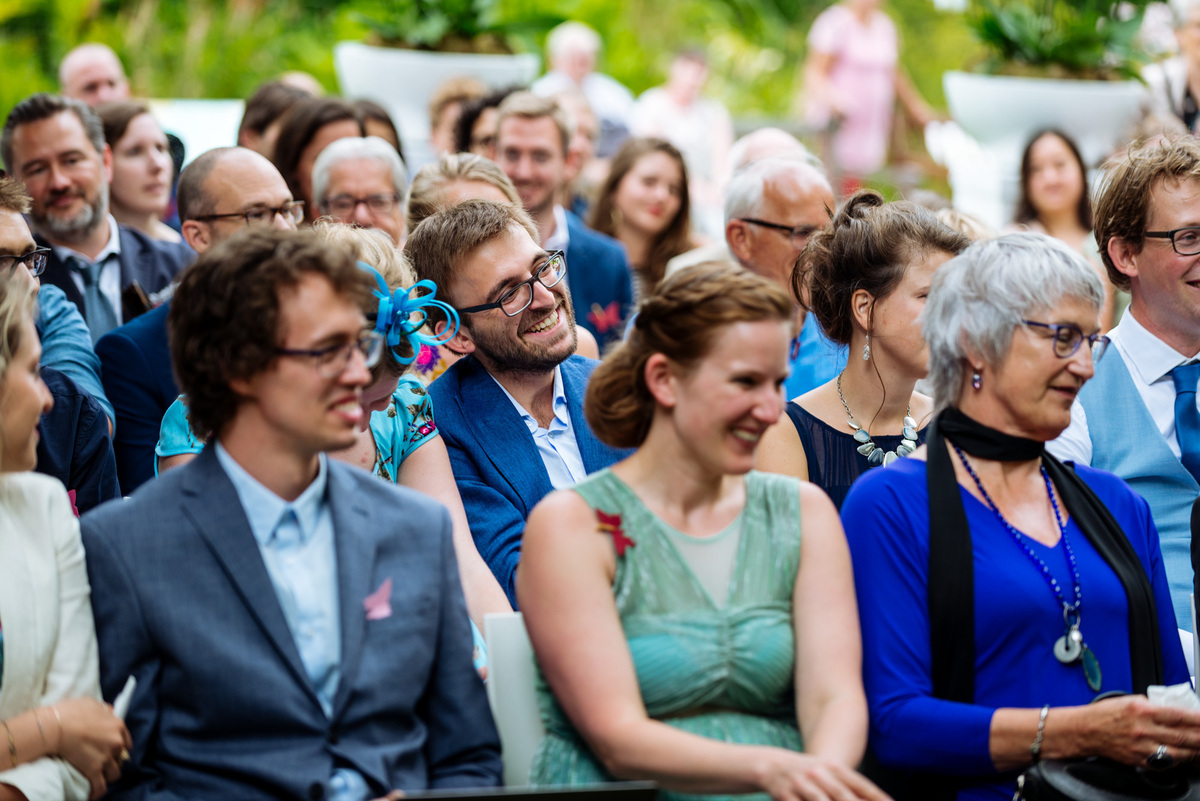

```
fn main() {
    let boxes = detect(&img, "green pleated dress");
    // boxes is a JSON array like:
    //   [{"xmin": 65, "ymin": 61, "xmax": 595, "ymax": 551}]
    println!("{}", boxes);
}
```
[{"xmin": 529, "ymin": 469, "xmax": 805, "ymax": 801}]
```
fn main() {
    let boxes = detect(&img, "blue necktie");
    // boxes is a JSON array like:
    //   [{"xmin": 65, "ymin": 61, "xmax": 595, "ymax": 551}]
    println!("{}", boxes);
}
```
[
  {"xmin": 1171, "ymin": 361, "xmax": 1200, "ymax": 483},
  {"xmin": 75, "ymin": 255, "xmax": 119, "ymax": 342}
]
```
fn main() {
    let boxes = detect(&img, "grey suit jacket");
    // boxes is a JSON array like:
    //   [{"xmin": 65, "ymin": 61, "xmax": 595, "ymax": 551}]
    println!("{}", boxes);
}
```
[{"xmin": 82, "ymin": 446, "xmax": 501, "ymax": 801}]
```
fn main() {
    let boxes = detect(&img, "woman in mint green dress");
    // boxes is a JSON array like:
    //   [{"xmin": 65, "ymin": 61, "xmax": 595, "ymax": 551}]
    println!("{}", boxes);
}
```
[{"xmin": 518, "ymin": 263, "xmax": 885, "ymax": 801}]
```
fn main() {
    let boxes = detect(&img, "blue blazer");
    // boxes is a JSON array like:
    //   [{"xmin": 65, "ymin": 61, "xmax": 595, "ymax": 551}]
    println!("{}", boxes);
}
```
[
  {"xmin": 82, "ymin": 446, "xmax": 502, "ymax": 801},
  {"xmin": 37, "ymin": 224, "xmax": 193, "ymax": 326},
  {"xmin": 95, "ymin": 302, "xmax": 176, "ymax": 495},
  {"xmin": 563, "ymin": 211, "xmax": 634, "ymax": 348},
  {"xmin": 429, "ymin": 354, "xmax": 630, "ymax": 606}
]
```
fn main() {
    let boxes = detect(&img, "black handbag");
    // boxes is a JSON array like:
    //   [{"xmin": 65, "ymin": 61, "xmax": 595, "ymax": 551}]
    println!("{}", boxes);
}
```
[{"xmin": 1014, "ymin": 757, "xmax": 1200, "ymax": 801}]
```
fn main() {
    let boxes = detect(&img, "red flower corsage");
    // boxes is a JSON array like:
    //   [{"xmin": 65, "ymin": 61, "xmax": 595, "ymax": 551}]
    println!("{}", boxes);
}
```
[{"xmin": 597, "ymin": 510, "xmax": 635, "ymax": 556}]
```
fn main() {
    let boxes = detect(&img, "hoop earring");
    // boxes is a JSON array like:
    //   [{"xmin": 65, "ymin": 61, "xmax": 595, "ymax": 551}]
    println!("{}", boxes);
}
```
[
  {"xmin": 972, "ymin": 371, "xmax": 982, "ymax": 390},
  {"xmin": 862, "ymin": 334, "xmax": 871, "ymax": 362}
]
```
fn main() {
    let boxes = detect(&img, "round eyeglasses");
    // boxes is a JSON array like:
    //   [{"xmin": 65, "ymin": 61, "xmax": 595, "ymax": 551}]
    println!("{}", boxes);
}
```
[
  {"xmin": 0, "ymin": 247, "xmax": 51, "ymax": 279},
  {"xmin": 194, "ymin": 201, "xmax": 305, "ymax": 227},
  {"xmin": 274, "ymin": 331, "xmax": 384, "ymax": 378},
  {"xmin": 1022, "ymin": 320, "xmax": 1110, "ymax": 362},
  {"xmin": 457, "ymin": 251, "xmax": 568, "ymax": 317}
]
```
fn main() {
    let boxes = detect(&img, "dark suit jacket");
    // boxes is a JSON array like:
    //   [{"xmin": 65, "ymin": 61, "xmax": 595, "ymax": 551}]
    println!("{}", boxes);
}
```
[
  {"xmin": 563, "ymin": 211, "xmax": 634, "ymax": 348},
  {"xmin": 35, "ymin": 366, "xmax": 120, "ymax": 514},
  {"xmin": 95, "ymin": 302, "xmax": 175, "ymax": 495},
  {"xmin": 428, "ymin": 354, "xmax": 631, "ymax": 605},
  {"xmin": 37, "ymin": 224, "xmax": 192, "ymax": 326},
  {"xmin": 83, "ymin": 446, "xmax": 502, "ymax": 801}
]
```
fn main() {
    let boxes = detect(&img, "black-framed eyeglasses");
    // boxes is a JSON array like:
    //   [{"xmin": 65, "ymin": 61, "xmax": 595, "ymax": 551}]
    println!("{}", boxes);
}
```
[
  {"xmin": 323, "ymin": 193, "xmax": 400, "ymax": 217},
  {"xmin": 458, "ymin": 251, "xmax": 567, "ymax": 317},
  {"xmin": 194, "ymin": 201, "xmax": 305, "ymax": 227},
  {"xmin": 275, "ymin": 331, "xmax": 384, "ymax": 378},
  {"xmin": 1144, "ymin": 226, "xmax": 1200, "ymax": 256},
  {"xmin": 1022, "ymin": 320, "xmax": 1110, "ymax": 362},
  {"xmin": 737, "ymin": 218, "xmax": 818, "ymax": 249},
  {"xmin": 0, "ymin": 247, "xmax": 51, "ymax": 278}
]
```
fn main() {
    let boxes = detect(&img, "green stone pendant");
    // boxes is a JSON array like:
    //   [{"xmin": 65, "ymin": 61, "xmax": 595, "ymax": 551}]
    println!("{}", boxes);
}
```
[{"xmin": 1082, "ymin": 646, "xmax": 1102, "ymax": 692}]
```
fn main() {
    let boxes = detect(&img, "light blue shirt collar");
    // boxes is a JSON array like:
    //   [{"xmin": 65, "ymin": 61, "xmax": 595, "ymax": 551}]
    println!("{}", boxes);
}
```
[
  {"xmin": 213, "ymin": 443, "xmax": 329, "ymax": 545},
  {"xmin": 50, "ymin": 214, "xmax": 122, "ymax": 265},
  {"xmin": 491, "ymin": 364, "xmax": 586, "ymax": 488},
  {"xmin": 492, "ymin": 364, "xmax": 571, "ymax": 435}
]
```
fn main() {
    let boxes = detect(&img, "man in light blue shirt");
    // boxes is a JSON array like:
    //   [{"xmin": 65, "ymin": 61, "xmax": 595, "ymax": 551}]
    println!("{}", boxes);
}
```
[
  {"xmin": 411, "ymin": 200, "xmax": 630, "ymax": 606},
  {"xmin": 83, "ymin": 227, "xmax": 500, "ymax": 801}
]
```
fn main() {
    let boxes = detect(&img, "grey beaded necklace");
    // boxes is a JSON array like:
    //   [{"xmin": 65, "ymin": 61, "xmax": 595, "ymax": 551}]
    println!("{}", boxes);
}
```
[{"xmin": 837, "ymin": 372, "xmax": 919, "ymax": 467}]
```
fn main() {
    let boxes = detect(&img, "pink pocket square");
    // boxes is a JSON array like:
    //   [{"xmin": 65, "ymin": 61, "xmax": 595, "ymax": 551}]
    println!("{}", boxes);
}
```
[{"xmin": 363, "ymin": 577, "xmax": 393, "ymax": 621}]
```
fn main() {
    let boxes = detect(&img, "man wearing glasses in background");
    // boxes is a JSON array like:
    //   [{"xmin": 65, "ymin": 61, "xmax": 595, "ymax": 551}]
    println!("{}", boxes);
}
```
[
  {"xmin": 406, "ymin": 200, "xmax": 628, "ymax": 606},
  {"xmin": 84, "ymin": 227, "xmax": 501, "ymax": 801},
  {"xmin": 1050, "ymin": 136, "xmax": 1200, "ymax": 631},
  {"xmin": 1, "ymin": 93, "xmax": 193, "ymax": 342},
  {"xmin": 312, "ymin": 136, "xmax": 407, "ymax": 246},
  {"xmin": 96, "ymin": 146, "xmax": 301, "ymax": 493}
]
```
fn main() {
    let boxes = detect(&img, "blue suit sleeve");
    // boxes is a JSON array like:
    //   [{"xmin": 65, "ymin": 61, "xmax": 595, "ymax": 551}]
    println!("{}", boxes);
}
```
[
  {"xmin": 37, "ymin": 284, "xmax": 115, "ymax": 426},
  {"xmin": 422, "ymin": 508, "xmax": 503, "ymax": 788},
  {"xmin": 67, "ymin": 392, "xmax": 121, "ymax": 513},
  {"xmin": 841, "ymin": 472, "xmax": 997, "ymax": 775},
  {"xmin": 96, "ymin": 328, "xmax": 162, "ymax": 494}
]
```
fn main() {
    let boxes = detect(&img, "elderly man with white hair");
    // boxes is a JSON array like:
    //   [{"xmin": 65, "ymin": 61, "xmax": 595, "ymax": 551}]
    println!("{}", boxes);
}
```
[
  {"xmin": 312, "ymin": 135, "xmax": 408, "ymax": 245},
  {"xmin": 531, "ymin": 21, "xmax": 634, "ymax": 157}
]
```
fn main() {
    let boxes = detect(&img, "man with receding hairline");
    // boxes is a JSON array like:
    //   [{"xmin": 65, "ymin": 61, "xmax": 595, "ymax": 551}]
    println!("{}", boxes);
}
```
[{"xmin": 59, "ymin": 43, "xmax": 131, "ymax": 108}]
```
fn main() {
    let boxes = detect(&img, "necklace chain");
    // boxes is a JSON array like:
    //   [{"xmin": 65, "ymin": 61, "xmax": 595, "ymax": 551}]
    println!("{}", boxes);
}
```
[{"xmin": 836, "ymin": 371, "xmax": 918, "ymax": 467}]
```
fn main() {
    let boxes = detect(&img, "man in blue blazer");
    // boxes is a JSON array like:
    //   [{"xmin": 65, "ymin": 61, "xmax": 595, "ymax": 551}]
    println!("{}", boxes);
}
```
[
  {"xmin": 96, "ymin": 146, "xmax": 300, "ymax": 493},
  {"xmin": 408, "ymin": 200, "xmax": 629, "ymax": 606},
  {"xmin": 83, "ymin": 227, "xmax": 500, "ymax": 801},
  {"xmin": 2, "ymin": 93, "xmax": 192, "ymax": 341},
  {"xmin": 495, "ymin": 91, "xmax": 634, "ymax": 348}
]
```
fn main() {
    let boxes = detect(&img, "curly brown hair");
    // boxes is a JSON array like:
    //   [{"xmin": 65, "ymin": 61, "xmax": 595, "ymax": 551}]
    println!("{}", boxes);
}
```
[
  {"xmin": 585, "ymin": 262, "xmax": 792, "ymax": 449},
  {"xmin": 794, "ymin": 190, "xmax": 970, "ymax": 346},
  {"xmin": 589, "ymin": 137, "xmax": 693, "ymax": 291},
  {"xmin": 1093, "ymin": 135, "xmax": 1200, "ymax": 291},
  {"xmin": 168, "ymin": 227, "xmax": 374, "ymax": 440}
]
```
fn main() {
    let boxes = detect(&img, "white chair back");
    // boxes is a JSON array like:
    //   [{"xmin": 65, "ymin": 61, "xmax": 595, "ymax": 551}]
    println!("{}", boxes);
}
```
[{"xmin": 485, "ymin": 612, "xmax": 547, "ymax": 787}]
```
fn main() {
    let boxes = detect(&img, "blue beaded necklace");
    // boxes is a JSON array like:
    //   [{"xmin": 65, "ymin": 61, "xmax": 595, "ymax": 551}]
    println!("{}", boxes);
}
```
[{"xmin": 952, "ymin": 443, "xmax": 1103, "ymax": 692}]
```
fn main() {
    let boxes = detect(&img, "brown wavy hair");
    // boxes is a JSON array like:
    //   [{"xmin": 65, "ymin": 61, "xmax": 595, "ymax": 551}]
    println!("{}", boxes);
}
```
[
  {"xmin": 794, "ymin": 189, "xmax": 970, "ymax": 346},
  {"xmin": 168, "ymin": 228, "xmax": 374, "ymax": 439},
  {"xmin": 586, "ymin": 261, "xmax": 792, "ymax": 449},
  {"xmin": 589, "ymin": 137, "xmax": 693, "ymax": 290},
  {"xmin": 1014, "ymin": 130, "xmax": 1093, "ymax": 231}
]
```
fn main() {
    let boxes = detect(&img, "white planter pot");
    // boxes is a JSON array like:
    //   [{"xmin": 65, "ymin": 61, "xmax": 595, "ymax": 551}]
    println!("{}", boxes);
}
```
[
  {"xmin": 334, "ymin": 41, "xmax": 540, "ymax": 170},
  {"xmin": 935, "ymin": 71, "xmax": 1148, "ymax": 230}
]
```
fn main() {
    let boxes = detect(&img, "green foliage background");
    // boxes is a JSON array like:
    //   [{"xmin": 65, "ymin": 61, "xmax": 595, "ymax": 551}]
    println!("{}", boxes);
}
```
[{"xmin": 0, "ymin": 0, "xmax": 981, "ymax": 140}]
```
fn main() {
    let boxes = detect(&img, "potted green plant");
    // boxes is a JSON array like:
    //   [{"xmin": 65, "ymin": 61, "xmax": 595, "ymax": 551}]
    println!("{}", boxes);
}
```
[
  {"xmin": 937, "ymin": 0, "xmax": 1153, "ymax": 227},
  {"xmin": 334, "ymin": 0, "xmax": 560, "ymax": 165}
]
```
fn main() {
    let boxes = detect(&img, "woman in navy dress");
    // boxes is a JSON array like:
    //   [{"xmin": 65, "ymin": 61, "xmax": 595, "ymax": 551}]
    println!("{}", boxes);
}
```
[
  {"xmin": 757, "ymin": 190, "xmax": 969, "ymax": 508},
  {"xmin": 841, "ymin": 232, "xmax": 1199, "ymax": 800}
]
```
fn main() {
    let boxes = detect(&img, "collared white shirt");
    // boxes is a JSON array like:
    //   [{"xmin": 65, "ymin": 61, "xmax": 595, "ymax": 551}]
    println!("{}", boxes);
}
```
[
  {"xmin": 1048, "ymin": 309, "xmax": 1200, "ymax": 463},
  {"xmin": 51, "ymin": 215, "xmax": 124, "ymax": 325},
  {"xmin": 492, "ymin": 364, "xmax": 587, "ymax": 489},
  {"xmin": 543, "ymin": 205, "xmax": 571, "ymax": 253}
]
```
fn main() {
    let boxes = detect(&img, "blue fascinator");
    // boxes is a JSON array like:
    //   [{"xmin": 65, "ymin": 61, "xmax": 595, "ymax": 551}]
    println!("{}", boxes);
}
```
[{"xmin": 358, "ymin": 261, "xmax": 460, "ymax": 365}]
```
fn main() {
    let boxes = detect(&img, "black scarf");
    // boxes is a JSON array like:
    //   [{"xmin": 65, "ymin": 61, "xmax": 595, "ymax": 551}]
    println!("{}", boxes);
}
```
[{"xmin": 907, "ymin": 407, "xmax": 1163, "ymax": 800}]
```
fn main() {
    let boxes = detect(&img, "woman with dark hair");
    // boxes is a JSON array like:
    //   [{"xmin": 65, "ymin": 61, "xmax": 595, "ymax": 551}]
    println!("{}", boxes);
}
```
[
  {"xmin": 589, "ymin": 137, "xmax": 699, "ymax": 303},
  {"xmin": 0, "ymin": 278, "xmax": 132, "ymax": 801},
  {"xmin": 843, "ymin": 233, "xmax": 1198, "ymax": 799},
  {"xmin": 519, "ymin": 263, "xmax": 886, "ymax": 801},
  {"xmin": 453, "ymin": 87, "xmax": 518, "ymax": 158},
  {"xmin": 1012, "ymin": 130, "xmax": 1114, "ymax": 328},
  {"xmin": 95, "ymin": 101, "xmax": 179, "ymax": 243},
  {"xmin": 757, "ymin": 190, "xmax": 969, "ymax": 509}
]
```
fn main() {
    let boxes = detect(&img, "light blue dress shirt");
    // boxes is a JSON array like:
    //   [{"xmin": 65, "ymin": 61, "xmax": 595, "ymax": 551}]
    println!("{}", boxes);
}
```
[
  {"xmin": 213, "ymin": 444, "xmax": 369, "ymax": 801},
  {"xmin": 493, "ymin": 365, "xmax": 587, "ymax": 490}
]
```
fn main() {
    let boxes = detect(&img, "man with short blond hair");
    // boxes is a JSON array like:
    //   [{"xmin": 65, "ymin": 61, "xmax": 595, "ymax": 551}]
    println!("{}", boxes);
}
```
[{"xmin": 494, "ymin": 91, "xmax": 632, "ymax": 346}]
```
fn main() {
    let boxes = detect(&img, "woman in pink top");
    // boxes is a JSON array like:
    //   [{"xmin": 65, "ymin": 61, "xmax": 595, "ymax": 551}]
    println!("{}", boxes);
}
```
[{"xmin": 803, "ymin": 0, "xmax": 933, "ymax": 189}]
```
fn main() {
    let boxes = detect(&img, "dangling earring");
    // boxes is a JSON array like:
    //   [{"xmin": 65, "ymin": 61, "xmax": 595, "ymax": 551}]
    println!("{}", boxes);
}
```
[
  {"xmin": 972, "ymin": 371, "xmax": 982, "ymax": 390},
  {"xmin": 862, "ymin": 334, "xmax": 871, "ymax": 362}
]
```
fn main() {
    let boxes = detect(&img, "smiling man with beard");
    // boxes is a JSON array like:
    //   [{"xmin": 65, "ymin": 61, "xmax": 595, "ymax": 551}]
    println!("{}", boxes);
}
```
[
  {"xmin": 1, "ymin": 94, "xmax": 192, "ymax": 341},
  {"xmin": 407, "ymin": 200, "xmax": 629, "ymax": 605}
]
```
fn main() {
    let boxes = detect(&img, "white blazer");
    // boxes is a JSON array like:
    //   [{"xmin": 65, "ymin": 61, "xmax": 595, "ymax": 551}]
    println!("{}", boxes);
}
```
[{"xmin": 0, "ymin": 472, "xmax": 99, "ymax": 801}]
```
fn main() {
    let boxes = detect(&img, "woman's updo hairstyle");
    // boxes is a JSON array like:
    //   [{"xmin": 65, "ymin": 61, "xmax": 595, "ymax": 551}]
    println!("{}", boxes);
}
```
[
  {"xmin": 795, "ymin": 189, "xmax": 970, "ymax": 345},
  {"xmin": 586, "ymin": 260, "xmax": 792, "ymax": 449}
]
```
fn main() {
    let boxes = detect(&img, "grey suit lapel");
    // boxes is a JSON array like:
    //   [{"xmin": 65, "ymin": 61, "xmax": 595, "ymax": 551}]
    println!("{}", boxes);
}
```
[
  {"xmin": 329, "ymin": 463, "xmax": 376, "ymax": 720},
  {"xmin": 180, "ymin": 447, "xmax": 323, "ymax": 708}
]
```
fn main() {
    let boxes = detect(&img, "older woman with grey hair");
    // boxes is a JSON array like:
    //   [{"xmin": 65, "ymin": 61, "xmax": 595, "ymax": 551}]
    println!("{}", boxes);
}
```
[{"xmin": 840, "ymin": 232, "xmax": 1198, "ymax": 800}]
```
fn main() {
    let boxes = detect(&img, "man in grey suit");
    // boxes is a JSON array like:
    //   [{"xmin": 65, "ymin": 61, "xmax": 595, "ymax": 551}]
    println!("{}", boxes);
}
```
[{"xmin": 82, "ymin": 228, "xmax": 501, "ymax": 801}]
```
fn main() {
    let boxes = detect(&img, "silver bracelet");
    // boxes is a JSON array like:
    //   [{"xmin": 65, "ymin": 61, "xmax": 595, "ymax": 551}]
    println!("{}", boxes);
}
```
[{"xmin": 1030, "ymin": 705, "xmax": 1050, "ymax": 761}]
